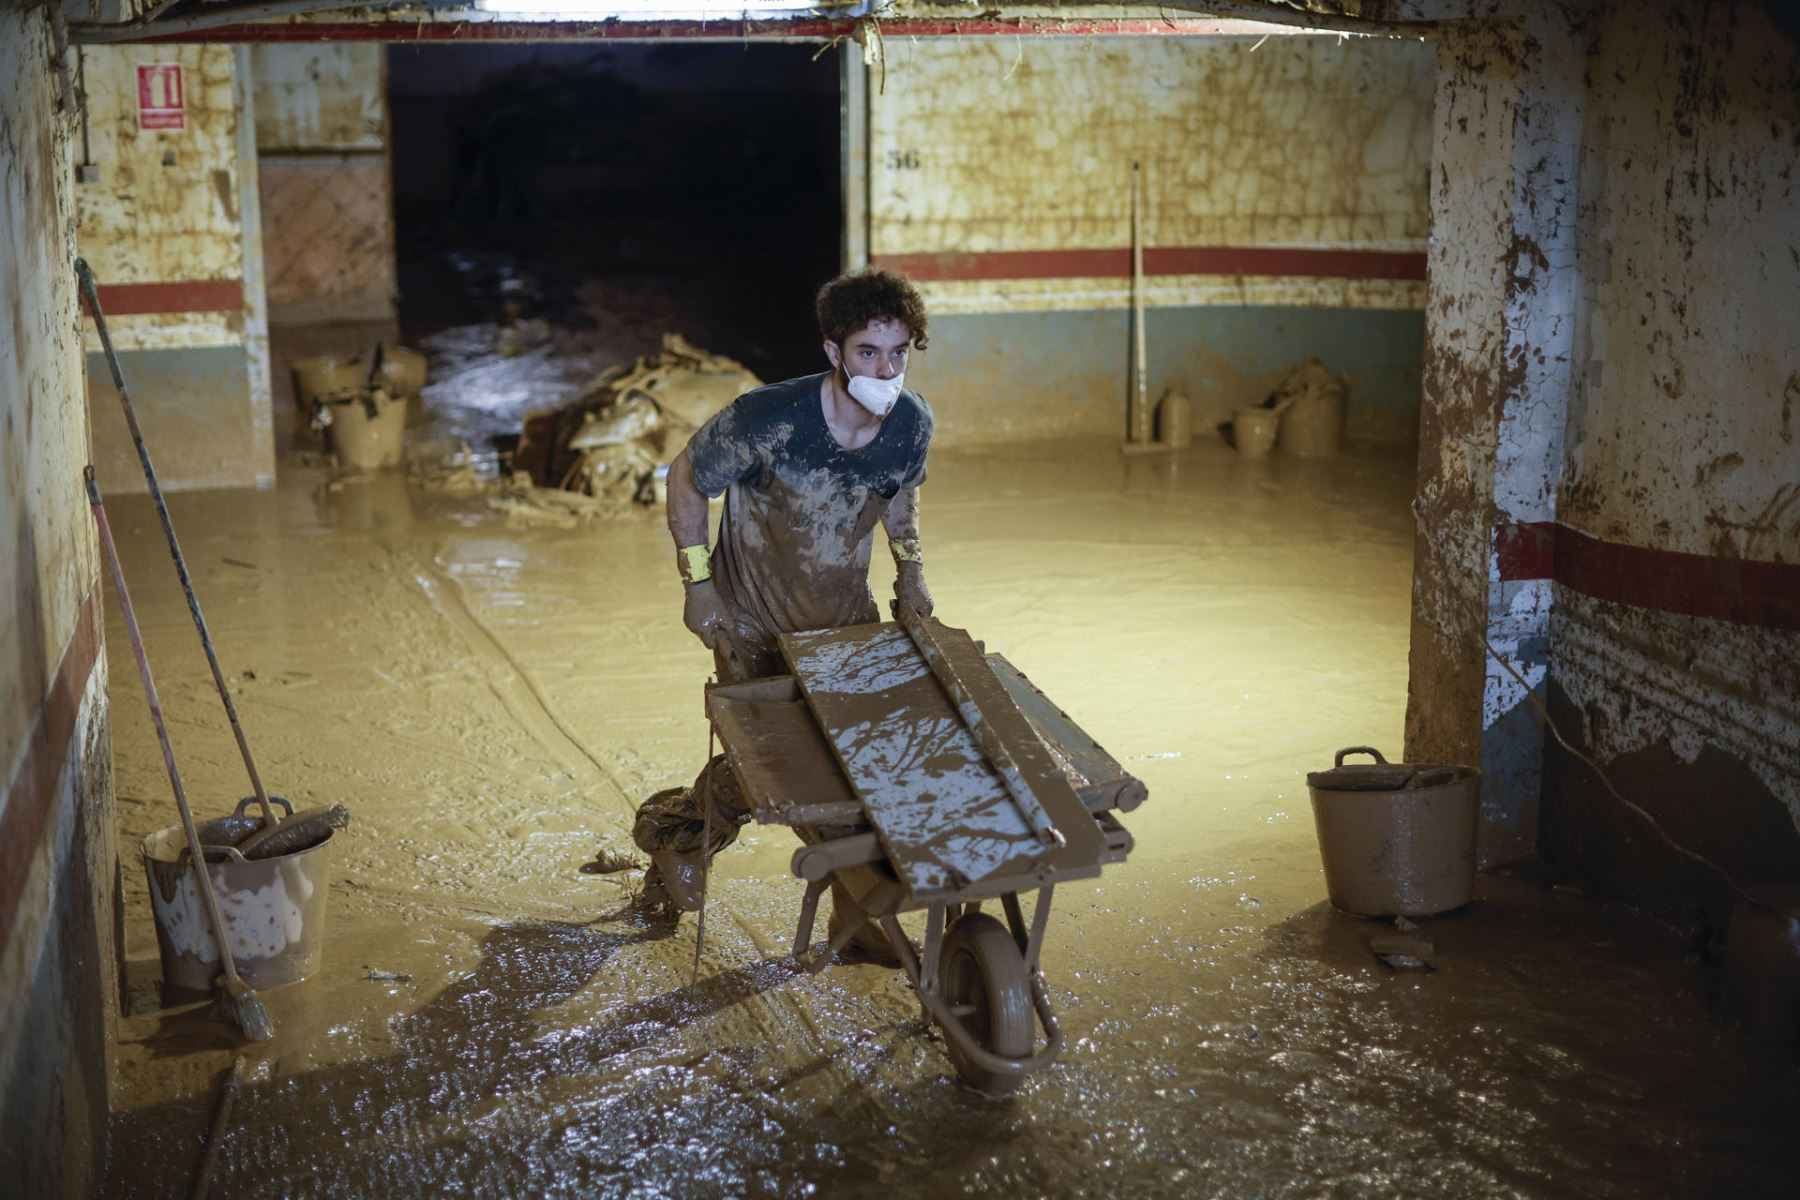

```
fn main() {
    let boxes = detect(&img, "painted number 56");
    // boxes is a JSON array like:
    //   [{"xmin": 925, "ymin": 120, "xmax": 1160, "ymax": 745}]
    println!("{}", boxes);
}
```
[{"xmin": 885, "ymin": 149, "xmax": 921, "ymax": 170}]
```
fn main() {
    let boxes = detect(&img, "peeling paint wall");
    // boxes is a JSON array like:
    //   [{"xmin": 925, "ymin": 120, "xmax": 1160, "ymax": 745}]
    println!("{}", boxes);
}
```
[
  {"xmin": 0, "ymin": 7, "xmax": 117, "ymax": 1196},
  {"xmin": 77, "ymin": 43, "xmax": 274, "ymax": 492},
  {"xmin": 1415, "ymin": 0, "xmax": 1800, "ymax": 895},
  {"xmin": 1537, "ymin": 0, "xmax": 1800, "ymax": 920},
  {"xmin": 249, "ymin": 45, "xmax": 398, "ymax": 450},
  {"xmin": 252, "ymin": 45, "xmax": 395, "ymax": 325},
  {"xmin": 1405, "ymin": 18, "xmax": 1519, "ymax": 864},
  {"xmin": 865, "ymin": 34, "xmax": 1435, "ymax": 444}
]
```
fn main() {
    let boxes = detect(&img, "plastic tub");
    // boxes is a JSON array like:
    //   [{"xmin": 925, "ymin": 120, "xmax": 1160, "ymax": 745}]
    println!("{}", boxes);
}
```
[
  {"xmin": 142, "ymin": 802, "xmax": 335, "ymax": 994},
  {"xmin": 1280, "ymin": 385, "xmax": 1345, "ymax": 457},
  {"xmin": 1306, "ymin": 746, "xmax": 1478, "ymax": 917},
  {"xmin": 327, "ymin": 391, "xmax": 408, "ymax": 470},
  {"xmin": 1233, "ymin": 409, "xmax": 1278, "ymax": 457}
]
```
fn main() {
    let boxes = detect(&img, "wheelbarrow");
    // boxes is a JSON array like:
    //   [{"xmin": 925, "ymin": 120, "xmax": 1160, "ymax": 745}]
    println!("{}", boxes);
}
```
[{"xmin": 704, "ymin": 615, "xmax": 1147, "ymax": 1093}]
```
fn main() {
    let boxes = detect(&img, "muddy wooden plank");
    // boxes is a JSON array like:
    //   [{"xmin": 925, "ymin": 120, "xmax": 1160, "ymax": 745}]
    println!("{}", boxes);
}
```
[
  {"xmin": 988, "ymin": 653, "xmax": 1148, "ymax": 813},
  {"xmin": 902, "ymin": 616, "xmax": 1106, "ymax": 873},
  {"xmin": 706, "ymin": 694, "xmax": 859, "ymax": 826},
  {"xmin": 780, "ymin": 623, "xmax": 1046, "ymax": 899}
]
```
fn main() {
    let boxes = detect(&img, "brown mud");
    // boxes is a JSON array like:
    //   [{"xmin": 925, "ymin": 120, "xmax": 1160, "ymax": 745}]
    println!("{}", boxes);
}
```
[{"xmin": 100, "ymin": 442, "xmax": 1800, "ymax": 1197}]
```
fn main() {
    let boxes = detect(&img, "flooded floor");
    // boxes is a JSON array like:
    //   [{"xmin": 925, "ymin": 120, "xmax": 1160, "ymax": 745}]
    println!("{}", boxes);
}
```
[{"xmin": 100, "ymin": 441, "xmax": 1799, "ymax": 1197}]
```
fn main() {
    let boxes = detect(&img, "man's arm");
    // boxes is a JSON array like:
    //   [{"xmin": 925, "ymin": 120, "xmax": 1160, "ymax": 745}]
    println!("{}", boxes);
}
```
[
  {"xmin": 666, "ymin": 448, "xmax": 730, "ymax": 648},
  {"xmin": 882, "ymin": 485, "xmax": 934, "ymax": 619}
]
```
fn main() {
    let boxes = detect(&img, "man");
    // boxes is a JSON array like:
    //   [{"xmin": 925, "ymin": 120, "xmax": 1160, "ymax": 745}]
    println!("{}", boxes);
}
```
[{"xmin": 633, "ymin": 267, "xmax": 935, "ymax": 929}]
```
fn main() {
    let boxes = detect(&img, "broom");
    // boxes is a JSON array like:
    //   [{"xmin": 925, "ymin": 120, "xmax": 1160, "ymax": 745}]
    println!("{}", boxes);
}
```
[{"xmin": 86, "ymin": 468, "xmax": 273, "ymax": 1041}]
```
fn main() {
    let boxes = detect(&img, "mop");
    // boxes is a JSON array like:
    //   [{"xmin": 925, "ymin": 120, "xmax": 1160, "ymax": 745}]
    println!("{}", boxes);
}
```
[
  {"xmin": 86, "ymin": 468, "xmax": 273, "ymax": 1041},
  {"xmin": 74, "ymin": 258, "xmax": 284, "ymax": 832}
]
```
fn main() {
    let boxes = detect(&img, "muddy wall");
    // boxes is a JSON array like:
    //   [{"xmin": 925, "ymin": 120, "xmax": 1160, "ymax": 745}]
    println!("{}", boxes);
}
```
[
  {"xmin": 1, "ymin": 7, "xmax": 118, "ymax": 1196},
  {"xmin": 1532, "ymin": 0, "xmax": 1800, "ymax": 921},
  {"xmin": 1412, "ymin": 0, "xmax": 1800, "ymax": 890},
  {"xmin": 250, "ymin": 44, "xmax": 397, "ymax": 449},
  {"xmin": 868, "ymin": 33, "xmax": 1434, "ymax": 446},
  {"xmin": 78, "ymin": 43, "xmax": 274, "ymax": 493}
]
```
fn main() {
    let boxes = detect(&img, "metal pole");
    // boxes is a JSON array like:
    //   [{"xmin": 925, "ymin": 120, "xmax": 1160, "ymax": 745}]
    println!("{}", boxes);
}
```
[{"xmin": 75, "ymin": 259, "xmax": 280, "ymax": 829}]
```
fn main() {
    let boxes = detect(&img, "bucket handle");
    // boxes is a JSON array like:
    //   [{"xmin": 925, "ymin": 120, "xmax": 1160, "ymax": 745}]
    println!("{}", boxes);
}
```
[
  {"xmin": 236, "ymin": 795, "xmax": 294, "ymax": 820},
  {"xmin": 1406, "ymin": 767, "xmax": 1460, "ymax": 790},
  {"xmin": 1334, "ymin": 746, "xmax": 1389, "ymax": 768}
]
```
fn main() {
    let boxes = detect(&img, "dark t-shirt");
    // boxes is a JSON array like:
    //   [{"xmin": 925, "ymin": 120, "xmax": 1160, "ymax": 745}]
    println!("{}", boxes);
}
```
[{"xmin": 687, "ymin": 370, "xmax": 932, "ymax": 660}]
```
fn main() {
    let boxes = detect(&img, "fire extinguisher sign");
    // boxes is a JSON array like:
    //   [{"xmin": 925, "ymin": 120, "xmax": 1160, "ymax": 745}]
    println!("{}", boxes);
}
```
[{"xmin": 136, "ymin": 64, "xmax": 184, "ymax": 131}]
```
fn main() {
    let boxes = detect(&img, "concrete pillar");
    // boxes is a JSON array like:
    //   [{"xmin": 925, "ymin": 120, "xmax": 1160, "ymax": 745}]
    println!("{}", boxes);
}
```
[{"xmin": 1406, "ymin": 12, "xmax": 1583, "ymax": 867}]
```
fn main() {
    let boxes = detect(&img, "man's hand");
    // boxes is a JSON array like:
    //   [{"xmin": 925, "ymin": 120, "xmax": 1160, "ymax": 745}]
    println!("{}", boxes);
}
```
[
  {"xmin": 893, "ymin": 560, "xmax": 934, "ymax": 620},
  {"xmin": 683, "ymin": 579, "xmax": 730, "ymax": 648}
]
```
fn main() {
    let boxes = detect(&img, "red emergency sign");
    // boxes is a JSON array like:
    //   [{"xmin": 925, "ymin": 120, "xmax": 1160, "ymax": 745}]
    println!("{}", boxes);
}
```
[{"xmin": 137, "ymin": 64, "xmax": 184, "ymax": 132}]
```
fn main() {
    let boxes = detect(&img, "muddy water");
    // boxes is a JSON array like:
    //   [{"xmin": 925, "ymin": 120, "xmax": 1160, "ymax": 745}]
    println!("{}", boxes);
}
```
[{"xmin": 101, "ymin": 444, "xmax": 1799, "ymax": 1197}]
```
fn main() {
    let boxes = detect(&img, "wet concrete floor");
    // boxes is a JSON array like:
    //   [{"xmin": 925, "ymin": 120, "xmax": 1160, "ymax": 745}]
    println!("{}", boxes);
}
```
[{"xmin": 101, "ymin": 441, "xmax": 1799, "ymax": 1197}]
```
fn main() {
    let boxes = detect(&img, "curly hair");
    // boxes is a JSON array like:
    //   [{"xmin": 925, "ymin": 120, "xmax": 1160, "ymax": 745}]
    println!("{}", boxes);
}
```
[{"xmin": 816, "ymin": 267, "xmax": 929, "ymax": 352}]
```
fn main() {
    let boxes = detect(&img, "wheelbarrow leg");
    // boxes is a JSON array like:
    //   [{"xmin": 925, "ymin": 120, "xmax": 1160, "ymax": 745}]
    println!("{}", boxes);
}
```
[
  {"xmin": 793, "ymin": 877, "xmax": 828, "ymax": 960},
  {"xmin": 796, "ymin": 876, "xmax": 872, "ymax": 975},
  {"xmin": 918, "ymin": 903, "xmax": 947, "ymax": 1024},
  {"xmin": 1001, "ymin": 885, "xmax": 1056, "ymax": 971}
]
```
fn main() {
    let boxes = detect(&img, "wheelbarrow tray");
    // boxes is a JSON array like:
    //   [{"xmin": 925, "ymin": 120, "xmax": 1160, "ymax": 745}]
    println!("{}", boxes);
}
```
[{"xmin": 703, "ymin": 620, "xmax": 1144, "ymax": 1091}]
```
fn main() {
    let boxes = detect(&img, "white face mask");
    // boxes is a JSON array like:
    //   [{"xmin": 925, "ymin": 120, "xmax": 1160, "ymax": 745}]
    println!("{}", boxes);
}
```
[{"xmin": 843, "ymin": 367, "xmax": 904, "ymax": 417}]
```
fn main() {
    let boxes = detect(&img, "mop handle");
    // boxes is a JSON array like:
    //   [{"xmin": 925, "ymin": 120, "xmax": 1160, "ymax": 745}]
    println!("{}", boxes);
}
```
[
  {"xmin": 75, "ymin": 259, "xmax": 278, "ymax": 829},
  {"xmin": 86, "ymin": 467, "xmax": 249, "ymax": 992}
]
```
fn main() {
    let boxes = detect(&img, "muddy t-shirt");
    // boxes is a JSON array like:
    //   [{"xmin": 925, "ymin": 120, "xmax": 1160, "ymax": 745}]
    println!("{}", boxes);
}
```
[{"xmin": 687, "ymin": 371, "xmax": 932, "ymax": 657}]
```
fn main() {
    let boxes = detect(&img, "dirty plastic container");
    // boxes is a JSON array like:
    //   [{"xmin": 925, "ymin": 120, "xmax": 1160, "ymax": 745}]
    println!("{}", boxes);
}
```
[
  {"xmin": 1306, "ymin": 746, "xmax": 1479, "ymax": 917},
  {"xmin": 374, "ymin": 344, "xmax": 428, "ymax": 397},
  {"xmin": 142, "ymin": 801, "xmax": 335, "ymax": 994},
  {"xmin": 292, "ymin": 355, "xmax": 365, "ymax": 409},
  {"xmin": 1280, "ymin": 385, "xmax": 1345, "ymax": 457},
  {"xmin": 1155, "ymin": 389, "xmax": 1193, "ymax": 449},
  {"xmin": 1722, "ymin": 886, "xmax": 1800, "ymax": 1045},
  {"xmin": 1233, "ymin": 408, "xmax": 1278, "ymax": 457},
  {"xmin": 327, "ymin": 391, "xmax": 408, "ymax": 470}
]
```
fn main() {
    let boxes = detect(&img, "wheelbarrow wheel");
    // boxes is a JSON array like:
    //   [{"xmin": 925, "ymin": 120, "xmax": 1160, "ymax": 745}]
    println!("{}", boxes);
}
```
[{"xmin": 938, "ymin": 912, "xmax": 1034, "ymax": 1094}]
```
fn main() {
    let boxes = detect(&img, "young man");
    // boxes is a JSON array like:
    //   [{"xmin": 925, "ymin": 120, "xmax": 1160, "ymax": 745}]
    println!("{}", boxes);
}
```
[{"xmin": 633, "ymin": 268, "xmax": 934, "ymax": 921}]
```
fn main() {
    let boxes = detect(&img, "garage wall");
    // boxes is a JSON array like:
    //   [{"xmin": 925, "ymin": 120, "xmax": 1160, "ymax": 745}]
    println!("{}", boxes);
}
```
[
  {"xmin": 866, "ymin": 33, "xmax": 1434, "ymax": 445},
  {"xmin": 78, "ymin": 43, "xmax": 274, "ymax": 493},
  {"xmin": 1, "ymin": 8, "xmax": 117, "ymax": 1197},
  {"xmin": 1533, "ymin": 0, "xmax": 1800, "ymax": 922},
  {"xmin": 1412, "ymin": 0, "xmax": 1800, "ymax": 904},
  {"xmin": 250, "ymin": 44, "xmax": 397, "ymax": 449},
  {"xmin": 252, "ymin": 45, "xmax": 394, "ymax": 326}
]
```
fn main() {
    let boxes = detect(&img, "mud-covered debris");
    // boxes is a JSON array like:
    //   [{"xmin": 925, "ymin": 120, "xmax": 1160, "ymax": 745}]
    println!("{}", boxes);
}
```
[
  {"xmin": 238, "ymin": 804, "xmax": 352, "ymax": 861},
  {"xmin": 1369, "ymin": 927, "xmax": 1439, "ymax": 971},
  {"xmin": 488, "ymin": 472, "xmax": 629, "ymax": 527},
  {"xmin": 516, "ymin": 333, "xmax": 761, "ymax": 505},
  {"xmin": 581, "ymin": 847, "xmax": 642, "ymax": 876},
  {"xmin": 364, "ymin": 968, "xmax": 413, "ymax": 983}
]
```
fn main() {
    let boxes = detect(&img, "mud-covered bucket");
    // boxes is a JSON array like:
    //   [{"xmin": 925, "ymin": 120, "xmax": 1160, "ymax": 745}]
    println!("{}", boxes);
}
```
[
  {"xmin": 1722, "ymin": 886, "xmax": 1800, "ymax": 1045},
  {"xmin": 326, "ymin": 392, "xmax": 407, "ymax": 470},
  {"xmin": 1233, "ymin": 409, "xmax": 1278, "ymax": 457},
  {"xmin": 1306, "ymin": 747, "xmax": 1479, "ymax": 918},
  {"xmin": 141, "ymin": 799, "xmax": 335, "ymax": 995}
]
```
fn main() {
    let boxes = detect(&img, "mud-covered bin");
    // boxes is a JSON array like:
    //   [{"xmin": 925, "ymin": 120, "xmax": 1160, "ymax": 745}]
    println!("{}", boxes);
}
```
[
  {"xmin": 1306, "ymin": 747, "xmax": 1479, "ymax": 918},
  {"xmin": 142, "ymin": 799, "xmax": 336, "ymax": 995}
]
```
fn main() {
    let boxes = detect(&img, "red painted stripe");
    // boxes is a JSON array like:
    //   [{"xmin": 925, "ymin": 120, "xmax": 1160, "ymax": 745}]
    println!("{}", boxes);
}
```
[
  {"xmin": 874, "ymin": 246, "xmax": 1428, "ymax": 283},
  {"xmin": 145, "ymin": 17, "xmax": 1287, "ymax": 44},
  {"xmin": 1495, "ymin": 520, "xmax": 1558, "ymax": 582},
  {"xmin": 0, "ymin": 584, "xmax": 103, "ymax": 965},
  {"xmin": 1494, "ymin": 521, "xmax": 1800, "ymax": 632},
  {"xmin": 82, "ymin": 280, "xmax": 244, "ymax": 317}
]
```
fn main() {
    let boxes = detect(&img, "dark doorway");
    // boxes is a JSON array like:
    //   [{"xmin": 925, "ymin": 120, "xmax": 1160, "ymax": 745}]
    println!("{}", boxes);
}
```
[{"xmin": 388, "ymin": 42, "xmax": 843, "ymax": 449}]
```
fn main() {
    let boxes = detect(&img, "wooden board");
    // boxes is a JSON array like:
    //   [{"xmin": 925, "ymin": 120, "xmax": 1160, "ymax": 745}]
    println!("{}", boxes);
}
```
[
  {"xmin": 781, "ymin": 623, "xmax": 1051, "ymax": 899},
  {"xmin": 706, "ymin": 692, "xmax": 861, "ymax": 827},
  {"xmin": 987, "ymin": 654, "xmax": 1147, "ymax": 813},
  {"xmin": 904, "ymin": 617, "xmax": 1106, "ymax": 872}
]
